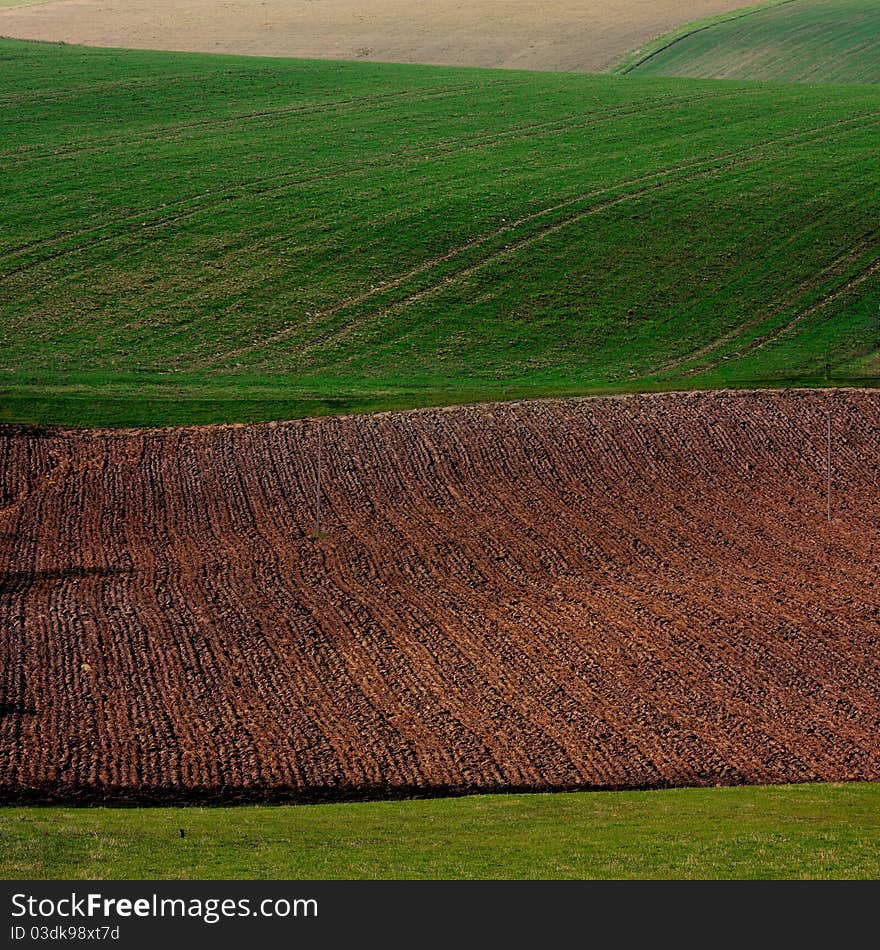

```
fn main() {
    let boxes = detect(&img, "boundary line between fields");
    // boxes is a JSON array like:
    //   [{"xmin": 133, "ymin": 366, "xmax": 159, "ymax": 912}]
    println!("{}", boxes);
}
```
[{"xmin": 614, "ymin": 0, "xmax": 801, "ymax": 76}]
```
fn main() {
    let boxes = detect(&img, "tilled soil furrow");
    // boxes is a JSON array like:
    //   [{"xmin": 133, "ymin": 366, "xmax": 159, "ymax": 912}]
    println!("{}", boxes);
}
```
[{"xmin": 0, "ymin": 389, "xmax": 878, "ymax": 803}]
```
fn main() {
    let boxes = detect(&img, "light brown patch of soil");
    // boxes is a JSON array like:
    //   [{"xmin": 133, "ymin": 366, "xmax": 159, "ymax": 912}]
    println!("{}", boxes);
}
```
[
  {"xmin": 0, "ymin": 0, "xmax": 748, "ymax": 73},
  {"xmin": 1, "ymin": 390, "xmax": 879, "ymax": 804}
]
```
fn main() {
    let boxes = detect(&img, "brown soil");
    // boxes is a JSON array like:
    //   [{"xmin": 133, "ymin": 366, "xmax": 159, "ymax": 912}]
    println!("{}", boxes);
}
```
[
  {"xmin": 1, "ymin": 389, "xmax": 879, "ymax": 804},
  {"xmin": 0, "ymin": 0, "xmax": 748, "ymax": 73}
]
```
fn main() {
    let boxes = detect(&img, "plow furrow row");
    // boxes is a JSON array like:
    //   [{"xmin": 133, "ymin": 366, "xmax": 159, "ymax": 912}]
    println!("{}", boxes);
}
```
[{"xmin": 0, "ymin": 389, "xmax": 878, "ymax": 802}]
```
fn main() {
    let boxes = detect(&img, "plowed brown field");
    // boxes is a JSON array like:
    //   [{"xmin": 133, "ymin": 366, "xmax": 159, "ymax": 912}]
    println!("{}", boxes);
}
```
[
  {"xmin": 1, "ymin": 390, "xmax": 879, "ymax": 804},
  {"xmin": 0, "ymin": 0, "xmax": 747, "ymax": 73}
]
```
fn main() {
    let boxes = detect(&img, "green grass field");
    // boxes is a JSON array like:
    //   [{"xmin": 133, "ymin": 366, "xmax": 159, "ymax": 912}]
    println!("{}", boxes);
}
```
[
  {"xmin": 1, "ymin": 38, "xmax": 878, "ymax": 426},
  {"xmin": 624, "ymin": 0, "xmax": 880, "ymax": 84},
  {"xmin": 2, "ymin": 784, "xmax": 878, "ymax": 879}
]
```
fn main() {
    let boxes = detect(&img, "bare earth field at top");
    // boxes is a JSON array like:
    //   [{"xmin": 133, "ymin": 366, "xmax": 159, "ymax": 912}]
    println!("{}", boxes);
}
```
[
  {"xmin": 2, "ymin": 390, "xmax": 878, "ymax": 804},
  {"xmin": 0, "ymin": 0, "xmax": 749, "ymax": 72}
]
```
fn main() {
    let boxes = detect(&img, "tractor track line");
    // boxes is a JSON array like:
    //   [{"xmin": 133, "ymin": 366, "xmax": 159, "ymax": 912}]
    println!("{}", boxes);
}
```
[
  {"xmin": 0, "ymin": 88, "xmax": 737, "ymax": 270},
  {"xmin": 210, "ymin": 110, "xmax": 880, "ymax": 368},
  {"xmin": 0, "ymin": 77, "xmax": 521, "ymax": 164},
  {"xmin": 654, "ymin": 230, "xmax": 880, "ymax": 376},
  {"xmin": 706, "ymin": 255, "xmax": 880, "ymax": 370}
]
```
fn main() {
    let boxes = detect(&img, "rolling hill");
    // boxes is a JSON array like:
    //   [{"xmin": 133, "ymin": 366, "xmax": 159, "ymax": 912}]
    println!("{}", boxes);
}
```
[
  {"xmin": 0, "ymin": 0, "xmax": 750, "ymax": 73},
  {"xmin": 2, "ymin": 11, "xmax": 880, "ymax": 878},
  {"xmin": 2, "ymin": 390, "xmax": 879, "ymax": 805},
  {"xmin": 621, "ymin": 0, "xmax": 880, "ymax": 84},
  {"xmin": 1, "ymin": 39, "xmax": 878, "ymax": 426}
]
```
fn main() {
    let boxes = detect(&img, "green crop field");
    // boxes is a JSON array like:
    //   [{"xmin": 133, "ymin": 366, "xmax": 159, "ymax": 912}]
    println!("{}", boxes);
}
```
[
  {"xmin": 1, "ymin": 38, "xmax": 878, "ymax": 426},
  {"xmin": 1, "ymin": 783, "xmax": 877, "ymax": 880},
  {"xmin": 622, "ymin": 0, "xmax": 880, "ymax": 84}
]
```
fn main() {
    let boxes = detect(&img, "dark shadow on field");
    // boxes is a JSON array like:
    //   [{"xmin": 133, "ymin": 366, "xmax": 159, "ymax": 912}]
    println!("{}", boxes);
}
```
[
  {"xmin": 0, "ymin": 425, "xmax": 62, "ymax": 441},
  {"xmin": 0, "ymin": 565, "xmax": 132, "ymax": 596},
  {"xmin": 0, "ymin": 772, "xmax": 764, "ymax": 807},
  {"xmin": 0, "ymin": 702, "xmax": 36, "ymax": 717}
]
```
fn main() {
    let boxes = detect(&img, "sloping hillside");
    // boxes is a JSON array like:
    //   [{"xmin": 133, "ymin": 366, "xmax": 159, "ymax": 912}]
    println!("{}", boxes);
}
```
[
  {"xmin": 1, "ymin": 40, "xmax": 878, "ymax": 426},
  {"xmin": 0, "ymin": 0, "xmax": 748, "ymax": 72},
  {"xmin": 1, "ymin": 390, "xmax": 879, "ymax": 803},
  {"xmin": 623, "ymin": 0, "xmax": 880, "ymax": 84}
]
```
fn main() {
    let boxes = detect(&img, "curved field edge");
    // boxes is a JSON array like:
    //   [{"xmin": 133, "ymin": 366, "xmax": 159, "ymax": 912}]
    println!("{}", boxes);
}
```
[
  {"xmin": 2, "ymin": 783, "xmax": 879, "ymax": 880},
  {"xmin": 622, "ymin": 0, "xmax": 880, "ymax": 84},
  {"xmin": 0, "ymin": 0, "xmax": 764, "ymax": 73},
  {"xmin": 612, "ymin": 0, "xmax": 796, "ymax": 75},
  {"xmin": 1, "ymin": 374, "xmax": 879, "ymax": 429},
  {"xmin": 2, "ymin": 40, "xmax": 879, "ymax": 428},
  {"xmin": 2, "ymin": 390, "xmax": 878, "ymax": 804}
]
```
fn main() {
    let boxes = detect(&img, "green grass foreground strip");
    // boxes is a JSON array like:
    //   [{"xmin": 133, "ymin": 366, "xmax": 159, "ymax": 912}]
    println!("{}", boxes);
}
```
[
  {"xmin": 1, "ymin": 39, "xmax": 878, "ymax": 427},
  {"xmin": 1, "ymin": 783, "xmax": 878, "ymax": 880}
]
